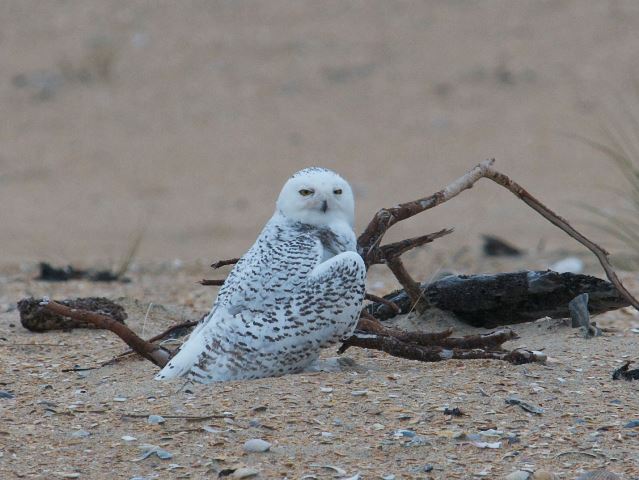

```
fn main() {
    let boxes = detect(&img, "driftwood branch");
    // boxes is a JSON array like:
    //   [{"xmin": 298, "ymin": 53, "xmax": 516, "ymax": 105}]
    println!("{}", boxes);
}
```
[
  {"xmin": 339, "ymin": 330, "xmax": 544, "ymax": 365},
  {"xmin": 28, "ymin": 159, "xmax": 639, "ymax": 376},
  {"xmin": 40, "ymin": 299, "xmax": 171, "ymax": 367},
  {"xmin": 358, "ymin": 159, "xmax": 639, "ymax": 310},
  {"xmin": 367, "ymin": 228, "xmax": 454, "ymax": 265}
]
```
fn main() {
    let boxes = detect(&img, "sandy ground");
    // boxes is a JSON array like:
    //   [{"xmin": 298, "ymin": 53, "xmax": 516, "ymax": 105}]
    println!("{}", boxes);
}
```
[
  {"xmin": 3, "ymin": 1, "xmax": 639, "ymax": 479},
  {"xmin": 2, "ymin": 269, "xmax": 639, "ymax": 479}
]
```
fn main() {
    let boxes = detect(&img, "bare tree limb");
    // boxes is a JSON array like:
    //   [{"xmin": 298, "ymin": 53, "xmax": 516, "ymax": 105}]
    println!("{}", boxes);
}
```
[
  {"xmin": 40, "ymin": 299, "xmax": 171, "ymax": 367},
  {"xmin": 358, "ymin": 159, "xmax": 639, "ymax": 310},
  {"xmin": 357, "ymin": 160, "xmax": 495, "ymax": 267}
]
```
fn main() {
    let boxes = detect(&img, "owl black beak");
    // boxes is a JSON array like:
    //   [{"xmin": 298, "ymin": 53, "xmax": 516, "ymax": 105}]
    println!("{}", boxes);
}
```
[{"xmin": 321, "ymin": 200, "xmax": 328, "ymax": 213}]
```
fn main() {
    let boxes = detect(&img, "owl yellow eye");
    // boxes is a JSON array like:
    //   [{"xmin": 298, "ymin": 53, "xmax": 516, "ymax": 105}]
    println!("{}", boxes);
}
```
[
  {"xmin": 299, "ymin": 188, "xmax": 314, "ymax": 196},
  {"xmin": 333, "ymin": 188, "xmax": 343, "ymax": 195}
]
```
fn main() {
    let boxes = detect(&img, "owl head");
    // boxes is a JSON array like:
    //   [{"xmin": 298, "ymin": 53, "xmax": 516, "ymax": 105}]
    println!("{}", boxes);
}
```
[{"xmin": 276, "ymin": 167, "xmax": 355, "ymax": 228}]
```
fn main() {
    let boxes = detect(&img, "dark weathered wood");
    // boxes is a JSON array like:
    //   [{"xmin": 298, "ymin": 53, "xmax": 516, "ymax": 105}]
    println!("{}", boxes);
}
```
[
  {"xmin": 339, "ymin": 330, "xmax": 544, "ymax": 365},
  {"xmin": 18, "ymin": 297, "xmax": 127, "ymax": 332},
  {"xmin": 367, "ymin": 270, "xmax": 630, "ymax": 328},
  {"xmin": 40, "ymin": 300, "xmax": 171, "ymax": 367}
]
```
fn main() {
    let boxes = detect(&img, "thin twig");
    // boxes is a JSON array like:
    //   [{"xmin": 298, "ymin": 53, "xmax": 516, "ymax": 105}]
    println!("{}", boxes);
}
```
[
  {"xmin": 210, "ymin": 258, "xmax": 240, "ymax": 269},
  {"xmin": 364, "ymin": 293, "xmax": 401, "ymax": 314},
  {"xmin": 147, "ymin": 320, "xmax": 199, "ymax": 343},
  {"xmin": 121, "ymin": 413, "xmax": 232, "ymax": 420},
  {"xmin": 481, "ymin": 164, "xmax": 639, "ymax": 309},
  {"xmin": 386, "ymin": 257, "xmax": 424, "ymax": 307},
  {"xmin": 199, "ymin": 279, "xmax": 225, "ymax": 286},
  {"xmin": 367, "ymin": 228, "xmax": 454, "ymax": 265}
]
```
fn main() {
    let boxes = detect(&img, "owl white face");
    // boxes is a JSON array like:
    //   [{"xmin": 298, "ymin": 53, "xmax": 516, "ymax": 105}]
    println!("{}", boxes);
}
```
[{"xmin": 276, "ymin": 167, "xmax": 355, "ymax": 228}]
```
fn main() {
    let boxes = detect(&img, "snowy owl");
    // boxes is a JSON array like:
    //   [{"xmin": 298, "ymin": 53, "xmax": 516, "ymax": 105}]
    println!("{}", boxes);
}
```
[{"xmin": 156, "ymin": 167, "xmax": 366, "ymax": 383}]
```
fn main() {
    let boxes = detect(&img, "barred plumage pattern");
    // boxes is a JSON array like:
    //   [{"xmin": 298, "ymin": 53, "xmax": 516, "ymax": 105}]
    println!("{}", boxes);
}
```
[{"xmin": 156, "ymin": 168, "xmax": 366, "ymax": 383}]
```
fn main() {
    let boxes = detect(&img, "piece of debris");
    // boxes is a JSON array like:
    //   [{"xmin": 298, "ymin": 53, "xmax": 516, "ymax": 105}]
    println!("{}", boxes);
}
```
[
  {"xmin": 612, "ymin": 361, "xmax": 639, "ymax": 381},
  {"xmin": 505, "ymin": 396, "xmax": 544, "ymax": 415},
  {"xmin": 17, "ymin": 297, "xmax": 127, "ymax": 332},
  {"xmin": 368, "ymin": 270, "xmax": 628, "ymax": 327},
  {"xmin": 568, "ymin": 293, "xmax": 601, "ymax": 337},
  {"xmin": 0, "ymin": 390, "xmax": 15, "ymax": 399},
  {"xmin": 550, "ymin": 256, "xmax": 584, "ymax": 274},
  {"xmin": 443, "ymin": 407, "xmax": 463, "ymax": 416},
  {"xmin": 482, "ymin": 235, "xmax": 523, "ymax": 257},
  {"xmin": 393, "ymin": 429, "xmax": 416, "ymax": 438},
  {"xmin": 569, "ymin": 293, "xmax": 590, "ymax": 328},
  {"xmin": 36, "ymin": 262, "xmax": 125, "ymax": 282},
  {"xmin": 133, "ymin": 444, "xmax": 173, "ymax": 461}
]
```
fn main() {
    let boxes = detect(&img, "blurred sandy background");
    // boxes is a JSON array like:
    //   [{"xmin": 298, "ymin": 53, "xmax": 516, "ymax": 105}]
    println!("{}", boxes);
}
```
[{"xmin": 2, "ymin": 0, "xmax": 639, "ymax": 270}]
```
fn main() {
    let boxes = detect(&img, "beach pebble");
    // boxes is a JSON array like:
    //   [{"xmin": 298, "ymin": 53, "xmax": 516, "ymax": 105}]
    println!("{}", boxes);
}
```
[
  {"xmin": 624, "ymin": 419, "xmax": 639, "ymax": 428},
  {"xmin": 243, "ymin": 438, "xmax": 271, "ymax": 452},
  {"xmin": 70, "ymin": 429, "xmax": 90, "ymax": 438},
  {"xmin": 351, "ymin": 390, "xmax": 368, "ymax": 396},
  {"xmin": 504, "ymin": 471, "xmax": 530, "ymax": 480},
  {"xmin": 147, "ymin": 415, "xmax": 165, "ymax": 425},
  {"xmin": 121, "ymin": 435, "xmax": 136, "ymax": 442}
]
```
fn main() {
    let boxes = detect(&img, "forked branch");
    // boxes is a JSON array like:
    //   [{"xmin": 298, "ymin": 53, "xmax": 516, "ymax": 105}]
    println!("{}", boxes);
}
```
[{"xmin": 359, "ymin": 159, "xmax": 639, "ymax": 310}]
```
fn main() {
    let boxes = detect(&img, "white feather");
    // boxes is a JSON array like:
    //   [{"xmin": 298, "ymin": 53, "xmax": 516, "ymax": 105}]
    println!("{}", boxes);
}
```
[{"xmin": 156, "ymin": 168, "xmax": 366, "ymax": 383}]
